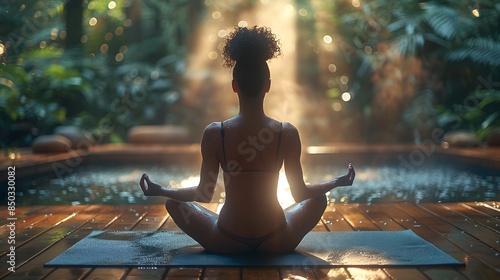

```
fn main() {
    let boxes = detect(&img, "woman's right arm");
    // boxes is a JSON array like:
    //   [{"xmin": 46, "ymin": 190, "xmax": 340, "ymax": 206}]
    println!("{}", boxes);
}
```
[
  {"xmin": 139, "ymin": 123, "xmax": 220, "ymax": 203},
  {"xmin": 284, "ymin": 124, "xmax": 355, "ymax": 203}
]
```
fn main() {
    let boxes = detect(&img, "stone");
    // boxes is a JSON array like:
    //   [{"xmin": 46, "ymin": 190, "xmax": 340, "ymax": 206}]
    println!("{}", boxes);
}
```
[
  {"xmin": 442, "ymin": 130, "xmax": 478, "ymax": 148},
  {"xmin": 54, "ymin": 126, "xmax": 94, "ymax": 149},
  {"xmin": 127, "ymin": 125, "xmax": 189, "ymax": 144},
  {"xmin": 32, "ymin": 135, "xmax": 72, "ymax": 153}
]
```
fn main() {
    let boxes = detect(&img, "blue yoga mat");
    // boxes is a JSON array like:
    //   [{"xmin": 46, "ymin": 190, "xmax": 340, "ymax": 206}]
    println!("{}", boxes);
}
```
[{"xmin": 45, "ymin": 230, "xmax": 462, "ymax": 267}]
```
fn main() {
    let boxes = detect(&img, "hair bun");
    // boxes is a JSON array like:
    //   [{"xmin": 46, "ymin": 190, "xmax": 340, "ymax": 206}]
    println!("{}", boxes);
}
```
[{"xmin": 222, "ymin": 26, "xmax": 281, "ymax": 68}]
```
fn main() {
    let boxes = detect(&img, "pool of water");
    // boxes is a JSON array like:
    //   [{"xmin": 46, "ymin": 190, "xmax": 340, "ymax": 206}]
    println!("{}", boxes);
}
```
[{"xmin": 6, "ymin": 160, "xmax": 500, "ymax": 206}]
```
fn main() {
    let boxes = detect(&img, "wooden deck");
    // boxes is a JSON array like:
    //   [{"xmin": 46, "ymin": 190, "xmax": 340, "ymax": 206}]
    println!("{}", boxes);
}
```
[{"xmin": 1, "ymin": 202, "xmax": 500, "ymax": 279}]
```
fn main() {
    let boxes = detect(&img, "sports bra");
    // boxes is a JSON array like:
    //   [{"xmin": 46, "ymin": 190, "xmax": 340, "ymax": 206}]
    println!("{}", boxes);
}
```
[{"xmin": 221, "ymin": 121, "xmax": 283, "ymax": 173}]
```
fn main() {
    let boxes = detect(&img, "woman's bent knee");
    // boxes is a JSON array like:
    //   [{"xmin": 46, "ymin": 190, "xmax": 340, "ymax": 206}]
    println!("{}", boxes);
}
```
[
  {"xmin": 315, "ymin": 194, "xmax": 328, "ymax": 208},
  {"xmin": 164, "ymin": 197, "xmax": 178, "ymax": 210}
]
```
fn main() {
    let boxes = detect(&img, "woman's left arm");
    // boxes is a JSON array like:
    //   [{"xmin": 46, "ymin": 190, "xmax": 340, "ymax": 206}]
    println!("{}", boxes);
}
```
[{"xmin": 139, "ymin": 123, "xmax": 220, "ymax": 202}]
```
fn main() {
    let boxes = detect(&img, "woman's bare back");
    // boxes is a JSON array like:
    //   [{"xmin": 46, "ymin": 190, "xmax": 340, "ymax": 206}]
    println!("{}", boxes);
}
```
[{"xmin": 217, "ymin": 117, "xmax": 286, "ymax": 238}]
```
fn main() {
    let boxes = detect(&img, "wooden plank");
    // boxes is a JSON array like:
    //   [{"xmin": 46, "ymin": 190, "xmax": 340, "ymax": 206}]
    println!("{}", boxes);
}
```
[
  {"xmin": 280, "ymin": 267, "xmax": 316, "ymax": 279},
  {"xmin": 382, "ymin": 268, "xmax": 429, "ymax": 280},
  {"xmin": 459, "ymin": 202, "xmax": 500, "ymax": 232},
  {"xmin": 242, "ymin": 268, "xmax": 280, "ymax": 280},
  {"xmin": 203, "ymin": 267, "xmax": 241, "ymax": 280},
  {"xmin": 416, "ymin": 203, "xmax": 500, "ymax": 273},
  {"xmin": 313, "ymin": 268, "xmax": 351, "ymax": 280},
  {"xmin": 10, "ymin": 205, "xmax": 120, "ymax": 280},
  {"xmin": 421, "ymin": 203, "xmax": 500, "ymax": 251},
  {"xmin": 0, "ymin": 205, "xmax": 48, "ymax": 227},
  {"xmin": 122, "ymin": 267, "xmax": 167, "ymax": 280},
  {"xmin": 321, "ymin": 206, "xmax": 354, "ymax": 231},
  {"xmin": 393, "ymin": 203, "xmax": 500, "ymax": 279},
  {"xmin": 130, "ymin": 204, "xmax": 169, "ymax": 231},
  {"xmin": 347, "ymin": 268, "xmax": 390, "ymax": 279},
  {"xmin": 333, "ymin": 204, "xmax": 380, "ymax": 231},
  {"xmin": 165, "ymin": 267, "xmax": 202, "ymax": 279},
  {"xmin": 1, "ymin": 205, "xmax": 84, "ymax": 253},
  {"xmin": 356, "ymin": 203, "xmax": 410, "ymax": 231},
  {"xmin": 422, "ymin": 268, "xmax": 468, "ymax": 280},
  {"xmin": 464, "ymin": 202, "xmax": 500, "ymax": 221},
  {"xmin": 0, "ymin": 205, "xmax": 104, "ymax": 279}
]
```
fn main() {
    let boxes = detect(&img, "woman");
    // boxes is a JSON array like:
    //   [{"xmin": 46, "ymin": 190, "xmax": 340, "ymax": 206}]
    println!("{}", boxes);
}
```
[{"xmin": 139, "ymin": 26, "xmax": 355, "ymax": 254}]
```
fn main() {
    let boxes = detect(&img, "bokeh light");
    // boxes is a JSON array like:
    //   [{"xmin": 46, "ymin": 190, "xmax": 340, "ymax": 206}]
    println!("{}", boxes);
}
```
[
  {"xmin": 323, "ymin": 35, "xmax": 333, "ymax": 44},
  {"xmin": 238, "ymin": 20, "xmax": 248, "ymax": 28},
  {"xmin": 108, "ymin": 1, "xmax": 117, "ymax": 10},
  {"xmin": 89, "ymin": 17, "xmax": 97, "ymax": 26},
  {"xmin": 212, "ymin": 11, "xmax": 221, "ymax": 19},
  {"xmin": 342, "ymin": 92, "xmax": 352, "ymax": 102},
  {"xmin": 328, "ymin": 64, "xmax": 337, "ymax": 73}
]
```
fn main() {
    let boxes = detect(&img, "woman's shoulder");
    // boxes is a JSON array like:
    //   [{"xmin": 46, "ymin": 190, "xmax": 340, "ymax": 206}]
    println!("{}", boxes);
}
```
[
  {"xmin": 202, "ymin": 122, "xmax": 223, "ymax": 137},
  {"xmin": 280, "ymin": 121, "xmax": 299, "ymax": 134}
]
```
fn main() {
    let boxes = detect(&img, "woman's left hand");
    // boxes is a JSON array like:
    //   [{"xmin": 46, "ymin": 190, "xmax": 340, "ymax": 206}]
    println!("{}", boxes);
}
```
[
  {"xmin": 334, "ymin": 163, "xmax": 355, "ymax": 187},
  {"xmin": 139, "ymin": 173, "xmax": 165, "ymax": 196}
]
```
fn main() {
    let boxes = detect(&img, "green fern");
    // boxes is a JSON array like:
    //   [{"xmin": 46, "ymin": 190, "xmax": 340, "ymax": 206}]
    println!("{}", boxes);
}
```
[
  {"xmin": 423, "ymin": 4, "xmax": 475, "ymax": 41},
  {"xmin": 447, "ymin": 38, "xmax": 500, "ymax": 67}
]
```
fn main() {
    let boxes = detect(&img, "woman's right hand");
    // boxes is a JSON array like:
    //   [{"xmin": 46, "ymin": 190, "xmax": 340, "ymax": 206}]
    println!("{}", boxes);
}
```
[
  {"xmin": 139, "ymin": 173, "xmax": 165, "ymax": 196},
  {"xmin": 334, "ymin": 163, "xmax": 355, "ymax": 187}
]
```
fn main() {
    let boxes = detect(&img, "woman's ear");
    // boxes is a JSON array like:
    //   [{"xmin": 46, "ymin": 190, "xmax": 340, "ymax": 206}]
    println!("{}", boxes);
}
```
[{"xmin": 232, "ymin": 80, "xmax": 238, "ymax": 93}]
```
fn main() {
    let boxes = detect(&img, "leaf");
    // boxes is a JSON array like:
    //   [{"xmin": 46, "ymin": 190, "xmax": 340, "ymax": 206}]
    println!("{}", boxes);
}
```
[
  {"xmin": 447, "ymin": 38, "xmax": 500, "ymax": 67},
  {"xmin": 424, "ymin": 4, "xmax": 475, "ymax": 40},
  {"xmin": 482, "ymin": 111, "xmax": 500, "ymax": 129},
  {"xmin": 0, "ymin": 64, "xmax": 29, "ymax": 85}
]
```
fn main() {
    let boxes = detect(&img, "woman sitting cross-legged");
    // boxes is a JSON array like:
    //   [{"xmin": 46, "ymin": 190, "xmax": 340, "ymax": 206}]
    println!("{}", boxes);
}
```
[{"xmin": 139, "ymin": 26, "xmax": 355, "ymax": 254}]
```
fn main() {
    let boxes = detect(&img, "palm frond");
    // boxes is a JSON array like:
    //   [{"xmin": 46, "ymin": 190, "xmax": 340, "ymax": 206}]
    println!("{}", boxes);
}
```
[
  {"xmin": 424, "ymin": 4, "xmax": 475, "ymax": 40},
  {"xmin": 447, "ymin": 38, "xmax": 500, "ymax": 67}
]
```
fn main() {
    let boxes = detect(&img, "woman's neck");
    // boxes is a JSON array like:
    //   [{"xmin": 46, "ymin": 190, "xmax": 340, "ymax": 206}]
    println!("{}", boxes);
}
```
[{"xmin": 237, "ymin": 94, "xmax": 266, "ymax": 119}]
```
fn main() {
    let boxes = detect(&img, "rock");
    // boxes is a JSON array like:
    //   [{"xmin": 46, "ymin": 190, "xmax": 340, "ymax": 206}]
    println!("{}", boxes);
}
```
[
  {"xmin": 54, "ymin": 126, "xmax": 94, "ymax": 149},
  {"xmin": 128, "ymin": 125, "xmax": 189, "ymax": 144},
  {"xmin": 442, "ymin": 130, "xmax": 478, "ymax": 148},
  {"xmin": 32, "ymin": 135, "xmax": 72, "ymax": 153},
  {"xmin": 485, "ymin": 128, "xmax": 500, "ymax": 146}
]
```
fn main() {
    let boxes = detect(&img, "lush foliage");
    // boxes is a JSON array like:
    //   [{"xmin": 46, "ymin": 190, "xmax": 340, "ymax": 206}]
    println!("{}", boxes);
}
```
[
  {"xmin": 0, "ymin": 0, "xmax": 196, "ymax": 147},
  {"xmin": 327, "ymin": 0, "xmax": 500, "ymax": 143}
]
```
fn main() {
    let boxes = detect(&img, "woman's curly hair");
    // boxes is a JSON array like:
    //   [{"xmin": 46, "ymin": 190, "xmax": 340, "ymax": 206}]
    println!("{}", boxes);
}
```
[{"xmin": 222, "ymin": 26, "xmax": 281, "ymax": 68}]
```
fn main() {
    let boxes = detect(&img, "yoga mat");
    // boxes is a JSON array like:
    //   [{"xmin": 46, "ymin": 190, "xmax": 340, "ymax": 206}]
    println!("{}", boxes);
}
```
[{"xmin": 45, "ymin": 230, "xmax": 462, "ymax": 267}]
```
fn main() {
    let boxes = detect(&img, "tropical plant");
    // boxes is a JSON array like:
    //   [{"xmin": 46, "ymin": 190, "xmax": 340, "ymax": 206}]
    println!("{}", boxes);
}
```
[
  {"xmin": 327, "ymin": 0, "xmax": 500, "ymax": 143},
  {"xmin": 437, "ymin": 90, "xmax": 500, "ymax": 143},
  {"xmin": 1, "ymin": 0, "xmax": 196, "ymax": 147},
  {"xmin": 0, "ymin": 1, "xmax": 88, "ymax": 147}
]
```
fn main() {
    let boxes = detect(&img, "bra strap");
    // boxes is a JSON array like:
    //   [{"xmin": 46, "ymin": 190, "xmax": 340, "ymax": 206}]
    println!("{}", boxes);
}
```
[
  {"xmin": 221, "ymin": 121, "xmax": 228, "ymax": 170},
  {"xmin": 274, "ymin": 122, "xmax": 283, "ymax": 171}
]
